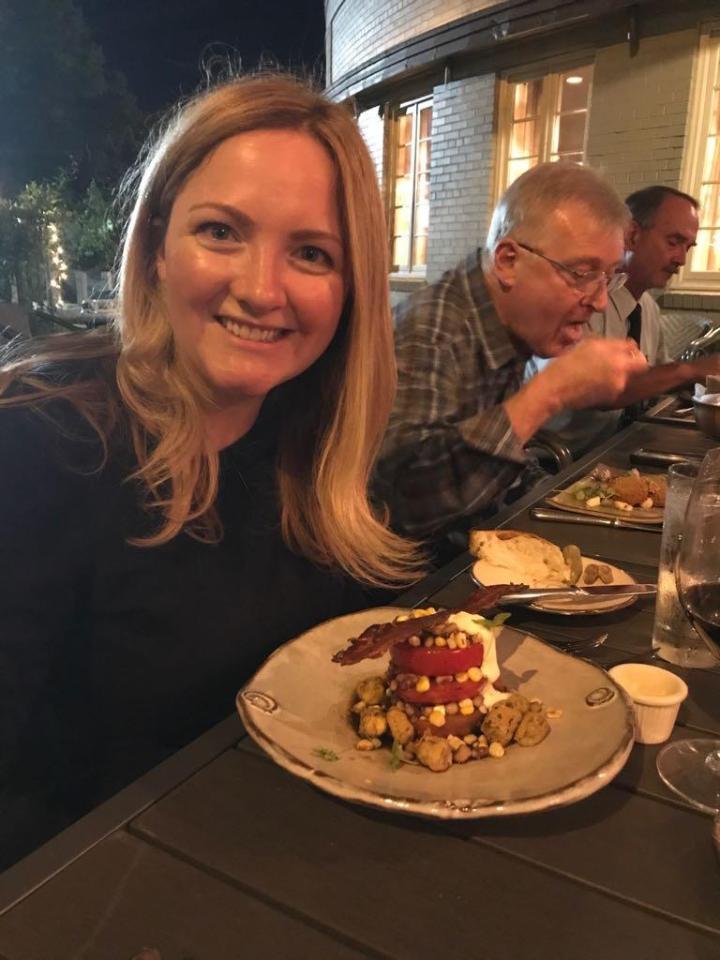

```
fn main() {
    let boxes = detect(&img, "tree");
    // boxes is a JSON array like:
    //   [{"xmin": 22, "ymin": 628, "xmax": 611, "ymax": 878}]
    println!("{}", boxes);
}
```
[
  {"xmin": 61, "ymin": 180, "xmax": 119, "ymax": 272},
  {"xmin": 0, "ymin": 0, "xmax": 143, "ymax": 197}
]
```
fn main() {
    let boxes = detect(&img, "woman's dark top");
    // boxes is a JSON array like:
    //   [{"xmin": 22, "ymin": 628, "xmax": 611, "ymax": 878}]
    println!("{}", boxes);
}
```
[{"xmin": 0, "ymin": 385, "xmax": 374, "ymax": 866}]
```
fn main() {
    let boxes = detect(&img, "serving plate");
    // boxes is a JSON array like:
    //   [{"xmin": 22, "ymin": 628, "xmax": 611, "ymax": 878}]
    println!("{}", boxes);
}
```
[
  {"xmin": 547, "ymin": 475, "xmax": 664, "ymax": 525},
  {"xmin": 471, "ymin": 557, "xmax": 638, "ymax": 615},
  {"xmin": 237, "ymin": 607, "xmax": 634, "ymax": 820}
]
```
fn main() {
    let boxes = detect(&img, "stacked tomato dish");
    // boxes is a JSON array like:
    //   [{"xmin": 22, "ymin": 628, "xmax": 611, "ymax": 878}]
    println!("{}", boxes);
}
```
[{"xmin": 386, "ymin": 608, "xmax": 510, "ymax": 739}]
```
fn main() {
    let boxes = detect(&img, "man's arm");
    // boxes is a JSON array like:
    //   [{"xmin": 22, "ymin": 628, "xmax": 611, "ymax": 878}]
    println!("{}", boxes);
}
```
[
  {"xmin": 614, "ymin": 354, "xmax": 720, "ymax": 407},
  {"xmin": 506, "ymin": 337, "xmax": 650, "ymax": 441},
  {"xmin": 375, "ymin": 325, "xmax": 528, "ymax": 539}
]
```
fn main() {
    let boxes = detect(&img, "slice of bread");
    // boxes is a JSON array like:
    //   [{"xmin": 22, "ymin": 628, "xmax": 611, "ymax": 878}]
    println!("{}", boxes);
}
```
[{"xmin": 469, "ymin": 529, "xmax": 570, "ymax": 587}]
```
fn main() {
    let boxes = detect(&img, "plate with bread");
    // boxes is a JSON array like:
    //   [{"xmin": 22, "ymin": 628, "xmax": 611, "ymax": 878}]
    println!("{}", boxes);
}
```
[
  {"xmin": 469, "ymin": 530, "xmax": 638, "ymax": 615},
  {"xmin": 546, "ymin": 465, "xmax": 665, "ymax": 525}
]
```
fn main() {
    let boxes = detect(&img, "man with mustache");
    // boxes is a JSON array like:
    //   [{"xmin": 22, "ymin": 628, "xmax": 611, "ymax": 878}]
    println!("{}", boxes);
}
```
[{"xmin": 375, "ymin": 162, "xmax": 647, "ymax": 554}]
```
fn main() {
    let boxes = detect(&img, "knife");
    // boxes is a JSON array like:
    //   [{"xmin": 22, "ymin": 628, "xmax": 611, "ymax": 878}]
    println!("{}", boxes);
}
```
[
  {"xmin": 531, "ymin": 506, "xmax": 663, "ymax": 532},
  {"xmin": 496, "ymin": 583, "xmax": 657, "ymax": 603},
  {"xmin": 630, "ymin": 449, "xmax": 702, "ymax": 468}
]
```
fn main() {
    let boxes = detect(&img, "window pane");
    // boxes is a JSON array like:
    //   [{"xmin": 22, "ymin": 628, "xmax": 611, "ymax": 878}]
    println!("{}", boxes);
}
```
[
  {"xmin": 419, "ymin": 105, "xmax": 432, "ymax": 140},
  {"xmin": 413, "ymin": 234, "xmax": 428, "ymax": 268},
  {"xmin": 559, "ymin": 66, "xmax": 592, "ymax": 113},
  {"xmin": 513, "ymin": 80, "xmax": 541, "ymax": 121},
  {"xmin": 691, "ymin": 228, "xmax": 719, "ymax": 273},
  {"xmin": 507, "ymin": 156, "xmax": 537, "ymax": 185},
  {"xmin": 416, "ymin": 139, "xmax": 431, "ymax": 175},
  {"xmin": 556, "ymin": 112, "xmax": 586, "ymax": 156},
  {"xmin": 397, "ymin": 113, "xmax": 413, "ymax": 144},
  {"xmin": 393, "ymin": 235, "xmax": 411, "ymax": 271},
  {"xmin": 510, "ymin": 119, "xmax": 539, "ymax": 159},
  {"xmin": 702, "ymin": 134, "xmax": 720, "ymax": 183}
]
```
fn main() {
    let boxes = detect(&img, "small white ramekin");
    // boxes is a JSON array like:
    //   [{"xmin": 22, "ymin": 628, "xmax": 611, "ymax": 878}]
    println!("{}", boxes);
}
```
[{"xmin": 608, "ymin": 663, "xmax": 688, "ymax": 745}]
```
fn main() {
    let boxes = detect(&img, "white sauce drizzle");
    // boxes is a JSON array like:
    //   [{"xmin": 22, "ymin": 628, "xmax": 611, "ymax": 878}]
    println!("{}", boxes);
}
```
[{"xmin": 446, "ymin": 612, "xmax": 509, "ymax": 708}]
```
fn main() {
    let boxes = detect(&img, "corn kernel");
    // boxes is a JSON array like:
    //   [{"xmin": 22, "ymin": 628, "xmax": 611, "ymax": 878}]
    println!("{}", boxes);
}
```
[
  {"xmin": 446, "ymin": 702, "xmax": 459, "ymax": 715},
  {"xmin": 547, "ymin": 708, "xmax": 563, "ymax": 719},
  {"xmin": 459, "ymin": 698, "xmax": 474, "ymax": 716},
  {"xmin": 432, "ymin": 703, "xmax": 446, "ymax": 715},
  {"xmin": 395, "ymin": 614, "xmax": 409, "ymax": 622},
  {"xmin": 463, "ymin": 734, "xmax": 478, "ymax": 745},
  {"xmin": 415, "ymin": 676, "xmax": 430, "ymax": 693},
  {"xmin": 489, "ymin": 741, "xmax": 505, "ymax": 758},
  {"xmin": 434, "ymin": 635, "xmax": 447, "ymax": 647},
  {"xmin": 467, "ymin": 667, "xmax": 482, "ymax": 683},
  {"xmin": 428, "ymin": 710, "xmax": 446, "ymax": 727},
  {"xmin": 455, "ymin": 671, "xmax": 468, "ymax": 683},
  {"xmin": 447, "ymin": 637, "xmax": 457, "ymax": 650},
  {"xmin": 356, "ymin": 739, "xmax": 375, "ymax": 751},
  {"xmin": 456, "ymin": 634, "xmax": 468, "ymax": 649},
  {"xmin": 408, "ymin": 635, "xmax": 421, "ymax": 647},
  {"xmin": 447, "ymin": 735, "xmax": 464, "ymax": 751},
  {"xmin": 424, "ymin": 637, "xmax": 434, "ymax": 648},
  {"xmin": 641, "ymin": 497, "xmax": 653, "ymax": 510},
  {"xmin": 472, "ymin": 696, "xmax": 484, "ymax": 707}
]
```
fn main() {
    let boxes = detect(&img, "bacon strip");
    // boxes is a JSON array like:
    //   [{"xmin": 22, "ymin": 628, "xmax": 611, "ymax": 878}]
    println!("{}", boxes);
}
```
[{"xmin": 332, "ymin": 584, "xmax": 515, "ymax": 666}]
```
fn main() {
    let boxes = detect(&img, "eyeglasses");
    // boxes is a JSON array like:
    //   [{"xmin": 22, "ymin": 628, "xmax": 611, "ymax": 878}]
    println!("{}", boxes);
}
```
[{"xmin": 516, "ymin": 242, "xmax": 627, "ymax": 295}]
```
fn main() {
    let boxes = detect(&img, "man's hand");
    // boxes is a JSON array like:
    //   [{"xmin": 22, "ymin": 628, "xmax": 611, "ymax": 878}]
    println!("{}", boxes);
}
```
[
  {"xmin": 547, "ymin": 337, "xmax": 649, "ymax": 409},
  {"xmin": 505, "ymin": 338, "xmax": 647, "ymax": 444}
]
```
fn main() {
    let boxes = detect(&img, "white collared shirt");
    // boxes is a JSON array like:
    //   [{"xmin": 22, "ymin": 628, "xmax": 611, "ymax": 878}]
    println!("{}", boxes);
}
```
[{"xmin": 524, "ymin": 288, "xmax": 669, "ymax": 456}]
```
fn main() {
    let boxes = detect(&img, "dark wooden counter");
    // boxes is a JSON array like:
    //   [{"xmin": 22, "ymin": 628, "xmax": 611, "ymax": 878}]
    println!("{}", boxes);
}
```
[{"xmin": 0, "ymin": 414, "xmax": 718, "ymax": 960}]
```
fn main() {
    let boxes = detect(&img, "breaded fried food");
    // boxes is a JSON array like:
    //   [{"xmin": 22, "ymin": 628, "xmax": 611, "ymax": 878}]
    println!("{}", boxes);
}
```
[
  {"xmin": 609, "ymin": 473, "xmax": 649, "ymax": 506},
  {"xmin": 515, "ymin": 710, "xmax": 551, "ymax": 746},
  {"xmin": 481, "ymin": 700, "xmax": 523, "ymax": 747},
  {"xmin": 646, "ymin": 475, "xmax": 667, "ymax": 507}
]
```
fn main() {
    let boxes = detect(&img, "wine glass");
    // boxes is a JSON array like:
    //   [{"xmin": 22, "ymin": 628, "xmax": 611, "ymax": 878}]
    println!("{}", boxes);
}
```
[{"xmin": 656, "ymin": 447, "xmax": 720, "ymax": 815}]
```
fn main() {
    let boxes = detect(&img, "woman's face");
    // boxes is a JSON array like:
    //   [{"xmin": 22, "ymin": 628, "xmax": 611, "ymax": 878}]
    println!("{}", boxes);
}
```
[{"xmin": 156, "ymin": 129, "xmax": 346, "ymax": 410}]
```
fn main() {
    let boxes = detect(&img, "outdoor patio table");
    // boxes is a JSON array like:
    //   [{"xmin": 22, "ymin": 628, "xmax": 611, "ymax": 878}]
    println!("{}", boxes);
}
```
[{"xmin": 0, "ymin": 410, "xmax": 718, "ymax": 959}]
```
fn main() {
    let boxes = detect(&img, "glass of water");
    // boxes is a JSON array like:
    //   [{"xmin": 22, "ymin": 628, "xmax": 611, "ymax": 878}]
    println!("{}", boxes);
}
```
[{"xmin": 652, "ymin": 461, "xmax": 716, "ymax": 668}]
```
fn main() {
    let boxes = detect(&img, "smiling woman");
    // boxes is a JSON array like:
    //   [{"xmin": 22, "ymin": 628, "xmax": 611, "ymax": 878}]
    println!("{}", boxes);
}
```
[{"xmin": 0, "ymin": 73, "xmax": 423, "ymax": 869}]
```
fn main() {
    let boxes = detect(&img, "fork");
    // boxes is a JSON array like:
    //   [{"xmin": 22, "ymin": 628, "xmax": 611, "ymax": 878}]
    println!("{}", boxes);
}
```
[{"xmin": 531, "ymin": 629, "xmax": 609, "ymax": 653}]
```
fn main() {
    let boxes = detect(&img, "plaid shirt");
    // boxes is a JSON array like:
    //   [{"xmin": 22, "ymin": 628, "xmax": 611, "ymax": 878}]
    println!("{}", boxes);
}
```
[{"xmin": 375, "ymin": 250, "xmax": 532, "ymax": 540}]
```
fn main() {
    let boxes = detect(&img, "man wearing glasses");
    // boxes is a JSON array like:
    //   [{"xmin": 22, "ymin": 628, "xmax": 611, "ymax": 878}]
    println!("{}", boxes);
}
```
[
  {"xmin": 526, "ymin": 185, "xmax": 714, "ymax": 456},
  {"xmin": 375, "ymin": 162, "xmax": 647, "ymax": 553}
]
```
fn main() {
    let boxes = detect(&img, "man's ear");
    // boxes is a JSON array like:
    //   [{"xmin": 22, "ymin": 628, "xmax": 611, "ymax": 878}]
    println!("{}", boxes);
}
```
[
  {"xmin": 625, "ymin": 218, "xmax": 642, "ymax": 252},
  {"xmin": 492, "ymin": 238, "xmax": 518, "ymax": 289}
]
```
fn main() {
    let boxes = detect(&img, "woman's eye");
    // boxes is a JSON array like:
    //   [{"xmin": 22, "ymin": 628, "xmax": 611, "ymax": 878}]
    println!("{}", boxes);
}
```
[
  {"xmin": 297, "ymin": 245, "xmax": 332, "ymax": 268},
  {"xmin": 197, "ymin": 222, "xmax": 234, "ymax": 242}
]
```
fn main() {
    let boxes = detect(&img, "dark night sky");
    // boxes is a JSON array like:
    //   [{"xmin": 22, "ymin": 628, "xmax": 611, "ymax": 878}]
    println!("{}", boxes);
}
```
[{"xmin": 78, "ymin": 0, "xmax": 327, "ymax": 114}]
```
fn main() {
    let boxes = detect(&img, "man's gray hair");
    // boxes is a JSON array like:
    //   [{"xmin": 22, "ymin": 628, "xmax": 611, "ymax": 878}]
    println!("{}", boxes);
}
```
[{"xmin": 485, "ymin": 162, "xmax": 629, "ymax": 256}]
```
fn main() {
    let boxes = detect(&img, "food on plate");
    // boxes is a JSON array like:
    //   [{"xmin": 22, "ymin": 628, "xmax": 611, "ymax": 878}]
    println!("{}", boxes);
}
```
[
  {"xmin": 569, "ymin": 466, "xmax": 666, "ymax": 512},
  {"xmin": 332, "ymin": 588, "xmax": 554, "ymax": 772},
  {"xmin": 469, "ymin": 530, "xmax": 614, "ymax": 588}
]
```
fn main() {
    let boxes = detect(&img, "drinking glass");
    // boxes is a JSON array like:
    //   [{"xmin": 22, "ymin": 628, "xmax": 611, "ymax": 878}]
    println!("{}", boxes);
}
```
[{"xmin": 656, "ymin": 448, "xmax": 720, "ymax": 815}]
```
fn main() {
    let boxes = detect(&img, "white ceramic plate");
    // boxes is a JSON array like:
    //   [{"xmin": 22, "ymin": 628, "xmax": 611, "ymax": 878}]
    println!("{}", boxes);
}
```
[
  {"xmin": 471, "ymin": 557, "xmax": 638, "ymax": 615},
  {"xmin": 547, "ymin": 475, "xmax": 664, "ymax": 524},
  {"xmin": 237, "ymin": 607, "xmax": 634, "ymax": 820}
]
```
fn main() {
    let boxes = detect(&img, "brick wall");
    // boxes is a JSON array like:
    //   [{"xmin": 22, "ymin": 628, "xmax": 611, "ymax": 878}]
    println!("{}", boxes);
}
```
[
  {"xmin": 358, "ymin": 106, "xmax": 385, "ymax": 192},
  {"xmin": 586, "ymin": 29, "xmax": 696, "ymax": 193},
  {"xmin": 327, "ymin": 0, "xmax": 496, "ymax": 84},
  {"xmin": 426, "ymin": 74, "xmax": 497, "ymax": 281}
]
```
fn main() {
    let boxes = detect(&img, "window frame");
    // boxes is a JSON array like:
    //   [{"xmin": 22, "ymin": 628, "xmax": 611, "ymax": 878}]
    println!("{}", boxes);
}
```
[
  {"xmin": 388, "ymin": 96, "xmax": 433, "ymax": 277},
  {"xmin": 494, "ymin": 61, "xmax": 594, "ymax": 201},
  {"xmin": 676, "ymin": 25, "xmax": 720, "ymax": 293}
]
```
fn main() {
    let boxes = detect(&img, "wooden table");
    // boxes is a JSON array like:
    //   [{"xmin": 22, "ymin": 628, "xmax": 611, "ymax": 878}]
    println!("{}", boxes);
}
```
[{"xmin": 0, "ymin": 414, "xmax": 719, "ymax": 960}]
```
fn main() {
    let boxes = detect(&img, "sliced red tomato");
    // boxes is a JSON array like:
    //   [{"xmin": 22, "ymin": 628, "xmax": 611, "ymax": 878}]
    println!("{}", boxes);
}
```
[
  {"xmin": 397, "ymin": 677, "xmax": 484, "ymax": 705},
  {"xmin": 391, "ymin": 641, "xmax": 484, "ymax": 677}
]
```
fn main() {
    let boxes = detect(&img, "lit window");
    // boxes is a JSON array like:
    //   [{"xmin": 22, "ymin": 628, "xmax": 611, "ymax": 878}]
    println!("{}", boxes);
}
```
[
  {"xmin": 498, "ymin": 64, "xmax": 593, "ymax": 195},
  {"xmin": 679, "ymin": 28, "xmax": 720, "ymax": 288},
  {"xmin": 391, "ymin": 99, "xmax": 432, "ymax": 273}
]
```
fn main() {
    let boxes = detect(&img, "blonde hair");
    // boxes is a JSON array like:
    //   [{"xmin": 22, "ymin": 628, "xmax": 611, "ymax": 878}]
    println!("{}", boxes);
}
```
[
  {"xmin": 485, "ymin": 161, "xmax": 629, "ymax": 256},
  {"xmin": 0, "ymin": 74, "xmax": 424, "ymax": 587}
]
